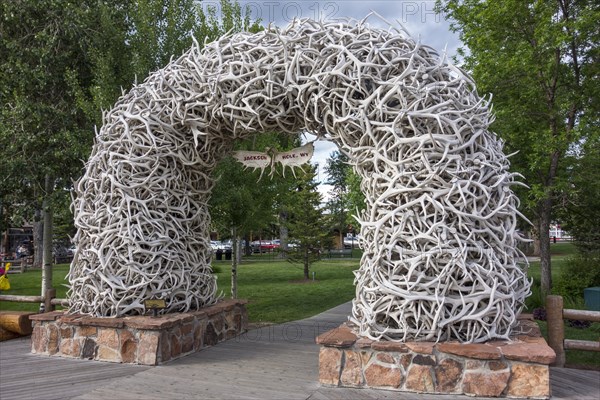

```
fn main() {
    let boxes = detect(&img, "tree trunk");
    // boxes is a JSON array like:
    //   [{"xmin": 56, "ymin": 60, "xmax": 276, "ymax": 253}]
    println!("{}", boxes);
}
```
[
  {"xmin": 0, "ymin": 198, "xmax": 6, "ymax": 254},
  {"xmin": 532, "ymin": 230, "xmax": 541, "ymax": 257},
  {"xmin": 40, "ymin": 176, "xmax": 53, "ymax": 312},
  {"xmin": 1, "ymin": 229, "xmax": 8, "ymax": 255},
  {"xmin": 538, "ymin": 198, "xmax": 553, "ymax": 297},
  {"xmin": 244, "ymin": 233, "xmax": 252, "ymax": 256},
  {"xmin": 278, "ymin": 210, "xmax": 289, "ymax": 259},
  {"xmin": 231, "ymin": 227, "xmax": 238, "ymax": 299},
  {"xmin": 235, "ymin": 232, "xmax": 242, "ymax": 264},
  {"xmin": 33, "ymin": 208, "xmax": 43, "ymax": 268},
  {"xmin": 303, "ymin": 248, "xmax": 309, "ymax": 280}
]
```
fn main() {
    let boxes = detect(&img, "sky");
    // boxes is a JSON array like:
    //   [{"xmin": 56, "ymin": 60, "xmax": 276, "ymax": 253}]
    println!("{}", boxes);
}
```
[{"xmin": 202, "ymin": 0, "xmax": 463, "ymax": 200}]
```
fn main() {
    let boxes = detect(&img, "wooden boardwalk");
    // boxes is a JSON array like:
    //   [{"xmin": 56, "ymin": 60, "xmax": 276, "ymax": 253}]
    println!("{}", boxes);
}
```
[{"xmin": 1, "ymin": 302, "xmax": 599, "ymax": 400}]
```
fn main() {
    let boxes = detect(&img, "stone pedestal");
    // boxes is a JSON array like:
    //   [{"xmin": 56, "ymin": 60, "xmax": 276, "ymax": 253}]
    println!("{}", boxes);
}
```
[
  {"xmin": 316, "ymin": 315, "xmax": 555, "ymax": 399},
  {"xmin": 30, "ymin": 299, "xmax": 247, "ymax": 365}
]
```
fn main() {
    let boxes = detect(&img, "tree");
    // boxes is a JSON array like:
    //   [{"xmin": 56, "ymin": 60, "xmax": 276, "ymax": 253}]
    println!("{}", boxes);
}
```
[
  {"xmin": 1, "ymin": 0, "xmax": 260, "ymax": 248},
  {"xmin": 437, "ymin": 0, "xmax": 600, "ymax": 296},
  {"xmin": 325, "ymin": 151, "xmax": 350, "ymax": 248},
  {"xmin": 1, "ymin": 0, "xmax": 99, "ymax": 292},
  {"xmin": 1, "ymin": 0, "xmax": 261, "ymax": 302},
  {"xmin": 324, "ymin": 150, "xmax": 365, "ymax": 247},
  {"xmin": 285, "ymin": 166, "xmax": 330, "ymax": 280},
  {"xmin": 346, "ymin": 168, "xmax": 366, "ymax": 224},
  {"xmin": 560, "ymin": 137, "xmax": 600, "ymax": 253},
  {"xmin": 209, "ymin": 135, "xmax": 282, "ymax": 297}
]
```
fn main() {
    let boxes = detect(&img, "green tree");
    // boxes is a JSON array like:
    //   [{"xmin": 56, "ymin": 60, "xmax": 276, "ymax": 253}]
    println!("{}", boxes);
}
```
[
  {"xmin": 210, "ymin": 156, "xmax": 273, "ymax": 298},
  {"xmin": 346, "ymin": 168, "xmax": 365, "ymax": 224},
  {"xmin": 209, "ymin": 133, "xmax": 285, "ymax": 297},
  {"xmin": 71, "ymin": 0, "xmax": 261, "ymax": 128},
  {"xmin": 437, "ymin": 0, "xmax": 600, "ymax": 296},
  {"xmin": 324, "ymin": 150, "xmax": 365, "ymax": 247},
  {"xmin": 286, "ymin": 166, "xmax": 330, "ymax": 280},
  {"xmin": 1, "ymin": 0, "xmax": 260, "ymax": 252},
  {"xmin": 1, "ymin": 0, "xmax": 97, "ymax": 275},
  {"xmin": 560, "ymin": 137, "xmax": 600, "ymax": 253},
  {"xmin": 324, "ymin": 151, "xmax": 350, "ymax": 247},
  {"xmin": 1, "ymin": 0, "xmax": 261, "ymax": 299}
]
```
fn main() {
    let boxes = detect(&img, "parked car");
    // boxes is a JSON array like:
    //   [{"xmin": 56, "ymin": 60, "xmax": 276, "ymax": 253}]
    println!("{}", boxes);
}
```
[
  {"xmin": 271, "ymin": 239, "xmax": 298, "ymax": 249},
  {"xmin": 250, "ymin": 240, "xmax": 277, "ymax": 253},
  {"xmin": 210, "ymin": 241, "xmax": 222, "ymax": 252},
  {"xmin": 343, "ymin": 236, "xmax": 360, "ymax": 249},
  {"xmin": 219, "ymin": 240, "xmax": 233, "ymax": 251}
]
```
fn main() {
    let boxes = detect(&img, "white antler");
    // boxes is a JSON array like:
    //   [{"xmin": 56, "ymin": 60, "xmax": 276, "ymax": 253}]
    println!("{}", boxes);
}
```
[{"xmin": 69, "ymin": 18, "xmax": 530, "ymax": 343}]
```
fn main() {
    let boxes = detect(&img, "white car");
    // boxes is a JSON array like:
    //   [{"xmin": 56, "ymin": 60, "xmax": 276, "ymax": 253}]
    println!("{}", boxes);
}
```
[
  {"xmin": 343, "ymin": 236, "xmax": 360, "ymax": 249},
  {"xmin": 219, "ymin": 240, "xmax": 233, "ymax": 250},
  {"xmin": 210, "ymin": 241, "xmax": 222, "ymax": 252}
]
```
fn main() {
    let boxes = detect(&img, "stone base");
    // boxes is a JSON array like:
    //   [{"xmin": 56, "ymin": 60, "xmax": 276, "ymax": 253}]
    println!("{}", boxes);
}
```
[
  {"xmin": 30, "ymin": 299, "xmax": 248, "ymax": 365},
  {"xmin": 316, "ymin": 316, "xmax": 555, "ymax": 399}
]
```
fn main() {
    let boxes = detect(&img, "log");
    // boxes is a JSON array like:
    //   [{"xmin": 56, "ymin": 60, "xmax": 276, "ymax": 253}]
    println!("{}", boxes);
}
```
[
  {"xmin": 564, "ymin": 339, "xmax": 600, "ymax": 352},
  {"xmin": 0, "ymin": 294, "xmax": 43, "ymax": 303},
  {"xmin": 546, "ymin": 295, "xmax": 565, "ymax": 367},
  {"xmin": 563, "ymin": 308, "xmax": 600, "ymax": 323},
  {"xmin": 0, "ymin": 311, "xmax": 36, "ymax": 335},
  {"xmin": 0, "ymin": 326, "xmax": 21, "ymax": 342}
]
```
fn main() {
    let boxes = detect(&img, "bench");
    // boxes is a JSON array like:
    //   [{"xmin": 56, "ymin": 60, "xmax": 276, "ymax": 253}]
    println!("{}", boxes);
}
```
[{"xmin": 327, "ymin": 249, "xmax": 354, "ymax": 258}]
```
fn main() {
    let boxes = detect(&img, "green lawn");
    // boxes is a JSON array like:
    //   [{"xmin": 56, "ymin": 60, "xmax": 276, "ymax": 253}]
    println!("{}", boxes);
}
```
[
  {"xmin": 0, "ymin": 265, "xmax": 71, "ymax": 312},
  {"xmin": 212, "ymin": 258, "xmax": 357, "ymax": 323},
  {"xmin": 526, "ymin": 242, "xmax": 577, "ymax": 282},
  {"xmin": 0, "ymin": 259, "xmax": 358, "ymax": 324}
]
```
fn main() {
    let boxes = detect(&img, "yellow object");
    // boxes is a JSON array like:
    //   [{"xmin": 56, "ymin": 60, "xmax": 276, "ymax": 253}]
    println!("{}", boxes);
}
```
[
  {"xmin": 0, "ymin": 262, "xmax": 9, "ymax": 290},
  {"xmin": 0, "ymin": 275, "xmax": 9, "ymax": 291}
]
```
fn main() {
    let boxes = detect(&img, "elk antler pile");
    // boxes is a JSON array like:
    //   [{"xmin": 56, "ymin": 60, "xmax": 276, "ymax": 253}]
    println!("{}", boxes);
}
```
[{"xmin": 69, "ymin": 18, "xmax": 530, "ymax": 343}]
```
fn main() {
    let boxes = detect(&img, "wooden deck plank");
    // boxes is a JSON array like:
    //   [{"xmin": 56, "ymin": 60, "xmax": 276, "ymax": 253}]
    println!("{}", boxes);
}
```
[
  {"xmin": 2, "ymin": 301, "xmax": 599, "ymax": 400},
  {"xmin": 0, "ymin": 337, "xmax": 150, "ymax": 400},
  {"xmin": 549, "ymin": 368, "xmax": 600, "ymax": 399}
]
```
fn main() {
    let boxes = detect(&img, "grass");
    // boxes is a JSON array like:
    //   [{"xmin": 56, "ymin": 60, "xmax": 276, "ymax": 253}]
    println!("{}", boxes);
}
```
[
  {"xmin": 212, "ymin": 258, "xmax": 357, "ymax": 323},
  {"xmin": 0, "ymin": 264, "xmax": 71, "ymax": 312},
  {"xmin": 526, "ymin": 242, "xmax": 577, "ymax": 282},
  {"xmin": 546, "ymin": 242, "xmax": 578, "ymax": 258},
  {"xmin": 0, "ymin": 259, "xmax": 358, "ymax": 324}
]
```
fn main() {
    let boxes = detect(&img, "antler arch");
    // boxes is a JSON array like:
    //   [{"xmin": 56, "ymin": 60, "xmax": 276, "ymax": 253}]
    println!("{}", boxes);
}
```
[{"xmin": 69, "ymin": 19, "xmax": 530, "ymax": 343}]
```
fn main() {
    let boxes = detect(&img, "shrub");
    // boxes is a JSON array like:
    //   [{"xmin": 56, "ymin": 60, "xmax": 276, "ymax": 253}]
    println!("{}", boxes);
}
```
[
  {"xmin": 554, "ymin": 253, "xmax": 600, "ymax": 300},
  {"xmin": 525, "ymin": 279, "xmax": 544, "ymax": 311},
  {"xmin": 533, "ymin": 307, "xmax": 547, "ymax": 321}
]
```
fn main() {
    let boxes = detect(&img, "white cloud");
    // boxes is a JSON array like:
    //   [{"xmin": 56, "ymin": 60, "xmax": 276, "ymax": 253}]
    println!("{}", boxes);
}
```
[{"xmin": 226, "ymin": 1, "xmax": 462, "ymax": 56}]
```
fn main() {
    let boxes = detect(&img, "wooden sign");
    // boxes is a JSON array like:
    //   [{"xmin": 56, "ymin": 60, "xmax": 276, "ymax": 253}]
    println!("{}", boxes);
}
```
[{"xmin": 232, "ymin": 142, "xmax": 314, "ymax": 179}]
